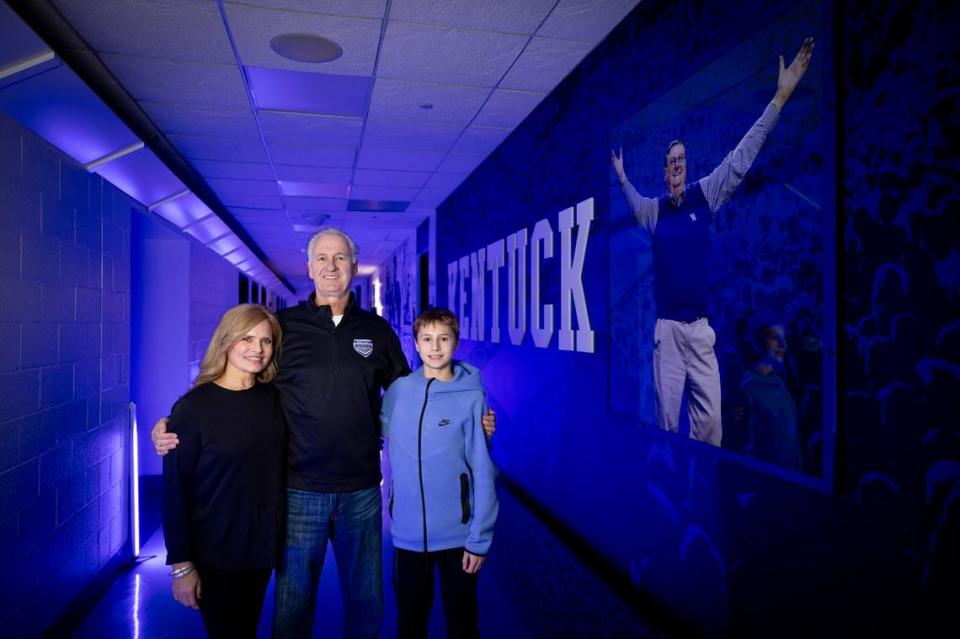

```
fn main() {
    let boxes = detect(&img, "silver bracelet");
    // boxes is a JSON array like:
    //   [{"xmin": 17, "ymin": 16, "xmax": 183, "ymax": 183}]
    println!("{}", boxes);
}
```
[{"xmin": 170, "ymin": 564, "xmax": 195, "ymax": 579}]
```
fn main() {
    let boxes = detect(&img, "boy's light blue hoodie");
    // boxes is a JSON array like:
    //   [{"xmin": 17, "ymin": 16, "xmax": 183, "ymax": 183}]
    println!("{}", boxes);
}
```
[{"xmin": 381, "ymin": 362, "xmax": 498, "ymax": 555}]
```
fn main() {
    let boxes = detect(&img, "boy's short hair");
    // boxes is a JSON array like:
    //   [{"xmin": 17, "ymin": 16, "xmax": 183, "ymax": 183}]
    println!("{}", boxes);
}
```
[{"xmin": 414, "ymin": 307, "xmax": 459, "ymax": 342}]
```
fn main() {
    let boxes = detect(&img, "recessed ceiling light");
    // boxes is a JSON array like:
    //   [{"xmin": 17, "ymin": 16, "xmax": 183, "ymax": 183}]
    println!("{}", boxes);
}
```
[{"xmin": 270, "ymin": 33, "xmax": 342, "ymax": 63}]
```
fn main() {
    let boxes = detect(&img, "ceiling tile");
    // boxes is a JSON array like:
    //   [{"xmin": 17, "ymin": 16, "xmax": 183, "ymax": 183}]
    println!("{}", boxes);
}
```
[
  {"xmin": 225, "ymin": 0, "xmax": 387, "ymax": 19},
  {"xmin": 259, "ymin": 111, "xmax": 364, "ymax": 147},
  {"xmin": 191, "ymin": 160, "xmax": 276, "ymax": 181},
  {"xmin": 224, "ymin": 3, "xmax": 381, "ymax": 75},
  {"xmin": 140, "ymin": 101, "xmax": 258, "ymax": 138},
  {"xmin": 353, "ymin": 169, "xmax": 431, "ymax": 188},
  {"xmin": 218, "ymin": 193, "xmax": 285, "ymax": 209},
  {"xmin": 436, "ymin": 152, "xmax": 485, "ymax": 174},
  {"xmin": 473, "ymin": 88, "xmax": 546, "ymax": 129},
  {"xmin": 410, "ymin": 188, "xmax": 451, "ymax": 209},
  {"xmin": 405, "ymin": 202, "xmax": 436, "ymax": 214},
  {"xmin": 362, "ymin": 120, "xmax": 461, "ymax": 152},
  {"xmin": 500, "ymin": 37, "xmax": 595, "ymax": 92},
  {"xmin": 239, "ymin": 226, "xmax": 293, "ymax": 239},
  {"xmin": 368, "ymin": 79, "xmax": 489, "ymax": 127},
  {"xmin": 357, "ymin": 148, "xmax": 447, "ymax": 172},
  {"xmin": 536, "ymin": 0, "xmax": 640, "ymax": 44},
  {"xmin": 100, "ymin": 54, "xmax": 249, "ymax": 110},
  {"xmin": 378, "ymin": 21, "xmax": 526, "ymax": 87},
  {"xmin": 390, "ymin": 0, "xmax": 556, "ymax": 34},
  {"xmin": 206, "ymin": 177, "xmax": 281, "ymax": 197},
  {"xmin": 230, "ymin": 207, "xmax": 287, "ymax": 220},
  {"xmin": 423, "ymin": 172, "xmax": 468, "ymax": 191},
  {"xmin": 450, "ymin": 125, "xmax": 510, "ymax": 155},
  {"xmin": 291, "ymin": 210, "xmax": 337, "ymax": 226},
  {"xmin": 267, "ymin": 142, "xmax": 357, "ymax": 167},
  {"xmin": 349, "ymin": 185, "xmax": 421, "ymax": 201},
  {"xmin": 274, "ymin": 165, "xmax": 353, "ymax": 182},
  {"xmin": 285, "ymin": 196, "xmax": 350, "ymax": 212},
  {"xmin": 52, "ymin": 0, "xmax": 235, "ymax": 63},
  {"xmin": 342, "ymin": 211, "xmax": 425, "ymax": 228},
  {"xmin": 241, "ymin": 226, "xmax": 294, "ymax": 239},
  {"xmin": 253, "ymin": 235, "xmax": 298, "ymax": 247},
  {"xmin": 169, "ymin": 134, "xmax": 268, "ymax": 163}
]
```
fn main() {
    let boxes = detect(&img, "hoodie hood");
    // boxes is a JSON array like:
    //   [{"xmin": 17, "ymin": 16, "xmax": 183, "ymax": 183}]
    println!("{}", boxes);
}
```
[{"xmin": 410, "ymin": 361, "xmax": 484, "ymax": 395}]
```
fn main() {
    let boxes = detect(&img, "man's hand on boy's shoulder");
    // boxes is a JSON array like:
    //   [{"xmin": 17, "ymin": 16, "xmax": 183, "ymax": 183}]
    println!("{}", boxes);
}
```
[
  {"xmin": 481, "ymin": 409, "xmax": 496, "ymax": 437},
  {"xmin": 152, "ymin": 417, "xmax": 178, "ymax": 455}
]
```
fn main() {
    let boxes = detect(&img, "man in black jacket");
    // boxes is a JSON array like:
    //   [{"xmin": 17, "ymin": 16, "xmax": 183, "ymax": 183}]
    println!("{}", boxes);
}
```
[
  {"xmin": 277, "ymin": 229, "xmax": 408, "ymax": 497},
  {"xmin": 271, "ymin": 227, "xmax": 408, "ymax": 638}
]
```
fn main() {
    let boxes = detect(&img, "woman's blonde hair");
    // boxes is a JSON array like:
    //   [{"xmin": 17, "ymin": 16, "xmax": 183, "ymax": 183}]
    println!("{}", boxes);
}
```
[{"xmin": 193, "ymin": 304, "xmax": 282, "ymax": 387}]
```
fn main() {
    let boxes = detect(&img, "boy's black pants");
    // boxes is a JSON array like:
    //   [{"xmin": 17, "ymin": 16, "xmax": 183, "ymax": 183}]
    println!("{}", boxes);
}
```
[{"xmin": 393, "ymin": 547, "xmax": 479, "ymax": 639}]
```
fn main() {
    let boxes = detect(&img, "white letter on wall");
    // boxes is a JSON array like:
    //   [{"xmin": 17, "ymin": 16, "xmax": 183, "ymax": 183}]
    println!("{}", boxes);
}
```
[
  {"xmin": 558, "ymin": 198, "xmax": 594, "ymax": 352},
  {"xmin": 447, "ymin": 261, "xmax": 458, "ymax": 318},
  {"xmin": 486, "ymin": 239, "xmax": 505, "ymax": 343},
  {"xmin": 506, "ymin": 229, "xmax": 527, "ymax": 346},
  {"xmin": 530, "ymin": 218, "xmax": 554, "ymax": 348},
  {"xmin": 470, "ymin": 248, "xmax": 486, "ymax": 341},
  {"xmin": 459, "ymin": 255, "xmax": 471, "ymax": 340}
]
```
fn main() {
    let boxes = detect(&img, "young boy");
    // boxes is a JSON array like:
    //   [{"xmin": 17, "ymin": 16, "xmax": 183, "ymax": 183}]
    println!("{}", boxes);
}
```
[{"xmin": 381, "ymin": 308, "xmax": 498, "ymax": 639}]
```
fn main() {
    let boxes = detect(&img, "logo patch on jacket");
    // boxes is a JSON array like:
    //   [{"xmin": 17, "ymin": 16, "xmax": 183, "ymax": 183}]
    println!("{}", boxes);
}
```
[
  {"xmin": 353, "ymin": 338, "xmax": 373, "ymax": 357},
  {"xmin": 438, "ymin": 419, "xmax": 451, "ymax": 427}
]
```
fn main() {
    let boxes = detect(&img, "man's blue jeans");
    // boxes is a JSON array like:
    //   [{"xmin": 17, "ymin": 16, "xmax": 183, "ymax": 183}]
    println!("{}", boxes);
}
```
[{"xmin": 273, "ymin": 486, "xmax": 383, "ymax": 639}]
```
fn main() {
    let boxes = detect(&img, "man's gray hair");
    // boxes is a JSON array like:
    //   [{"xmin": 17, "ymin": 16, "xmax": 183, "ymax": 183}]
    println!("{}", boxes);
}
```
[{"xmin": 306, "ymin": 227, "xmax": 359, "ymax": 264}]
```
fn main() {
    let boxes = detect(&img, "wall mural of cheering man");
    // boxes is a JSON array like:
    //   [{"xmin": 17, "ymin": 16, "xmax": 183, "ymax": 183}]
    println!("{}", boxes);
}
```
[
  {"xmin": 611, "ymin": 36, "xmax": 814, "ymax": 447},
  {"xmin": 608, "ymin": 0, "xmax": 829, "ymax": 475}
]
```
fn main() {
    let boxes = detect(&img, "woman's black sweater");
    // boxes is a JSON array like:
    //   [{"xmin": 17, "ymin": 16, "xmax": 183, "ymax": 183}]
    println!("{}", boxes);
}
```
[{"xmin": 162, "ymin": 381, "xmax": 285, "ymax": 570}]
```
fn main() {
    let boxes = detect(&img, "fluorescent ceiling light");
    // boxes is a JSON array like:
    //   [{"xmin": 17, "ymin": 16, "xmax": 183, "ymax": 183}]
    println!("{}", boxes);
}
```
[
  {"xmin": 0, "ymin": 50, "xmax": 55, "ymax": 81},
  {"xmin": 280, "ymin": 181, "xmax": 350, "ymax": 198},
  {"xmin": 83, "ymin": 141, "xmax": 144, "ymax": 171},
  {"xmin": 246, "ymin": 66, "xmax": 370, "ymax": 117},
  {"xmin": 147, "ymin": 189, "xmax": 190, "ymax": 211}
]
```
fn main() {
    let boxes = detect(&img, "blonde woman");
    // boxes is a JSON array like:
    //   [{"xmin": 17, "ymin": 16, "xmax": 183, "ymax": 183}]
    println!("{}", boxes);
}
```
[{"xmin": 162, "ymin": 304, "xmax": 285, "ymax": 638}]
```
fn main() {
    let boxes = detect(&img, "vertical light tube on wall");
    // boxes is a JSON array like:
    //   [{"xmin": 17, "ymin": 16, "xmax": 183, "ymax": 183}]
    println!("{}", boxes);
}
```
[
  {"xmin": 129, "ymin": 402, "xmax": 141, "ymax": 558},
  {"xmin": 373, "ymin": 277, "xmax": 383, "ymax": 317}
]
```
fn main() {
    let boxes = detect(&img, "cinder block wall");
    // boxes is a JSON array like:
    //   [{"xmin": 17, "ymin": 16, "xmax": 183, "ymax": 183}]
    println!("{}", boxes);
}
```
[{"xmin": 0, "ymin": 113, "xmax": 133, "ymax": 637}]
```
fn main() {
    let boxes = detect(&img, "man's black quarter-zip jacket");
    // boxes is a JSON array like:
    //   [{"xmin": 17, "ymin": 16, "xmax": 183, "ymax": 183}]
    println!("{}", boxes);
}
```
[{"xmin": 276, "ymin": 293, "xmax": 410, "ymax": 493}]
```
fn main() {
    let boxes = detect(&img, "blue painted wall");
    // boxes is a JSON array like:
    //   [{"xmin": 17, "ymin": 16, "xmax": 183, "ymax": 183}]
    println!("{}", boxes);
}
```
[
  {"xmin": 132, "ymin": 210, "xmax": 249, "ymax": 477},
  {"xmin": 0, "ymin": 112, "xmax": 132, "ymax": 637},
  {"xmin": 437, "ymin": 1, "xmax": 959, "ymax": 636},
  {"xmin": 131, "ymin": 211, "xmax": 189, "ymax": 477}
]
